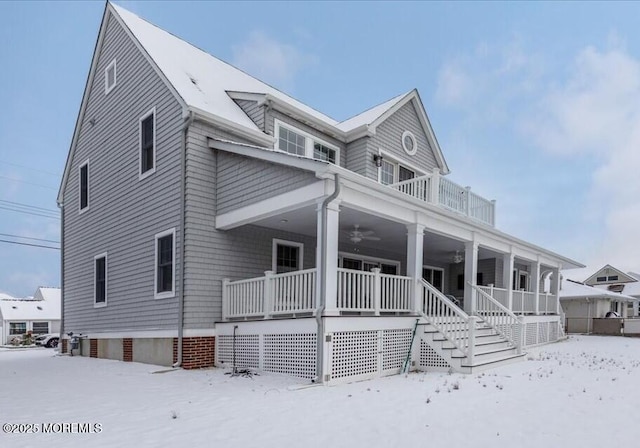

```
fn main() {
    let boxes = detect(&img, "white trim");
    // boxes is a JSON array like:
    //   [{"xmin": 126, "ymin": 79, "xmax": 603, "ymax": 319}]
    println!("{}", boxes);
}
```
[
  {"xmin": 338, "ymin": 251, "xmax": 401, "ymax": 272},
  {"xmin": 78, "ymin": 159, "xmax": 90, "ymax": 214},
  {"xmin": 377, "ymin": 149, "xmax": 426, "ymax": 185},
  {"xmin": 154, "ymin": 228, "xmax": 176, "ymax": 299},
  {"xmin": 61, "ymin": 328, "xmax": 217, "ymax": 340},
  {"xmin": 94, "ymin": 252, "xmax": 108, "ymax": 308},
  {"xmin": 274, "ymin": 119, "xmax": 341, "ymax": 166},
  {"xmin": 139, "ymin": 107, "xmax": 157, "ymax": 180},
  {"xmin": 401, "ymin": 130, "xmax": 417, "ymax": 156},
  {"xmin": 272, "ymin": 238, "xmax": 304, "ymax": 273},
  {"xmin": 104, "ymin": 59, "xmax": 117, "ymax": 94}
]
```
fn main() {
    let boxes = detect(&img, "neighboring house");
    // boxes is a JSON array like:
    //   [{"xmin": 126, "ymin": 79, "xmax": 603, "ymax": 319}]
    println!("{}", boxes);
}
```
[
  {"xmin": 559, "ymin": 278, "xmax": 638, "ymax": 334},
  {"xmin": 58, "ymin": 3, "xmax": 583, "ymax": 383},
  {"xmin": 0, "ymin": 287, "xmax": 61, "ymax": 345},
  {"xmin": 584, "ymin": 264, "xmax": 640, "ymax": 317}
]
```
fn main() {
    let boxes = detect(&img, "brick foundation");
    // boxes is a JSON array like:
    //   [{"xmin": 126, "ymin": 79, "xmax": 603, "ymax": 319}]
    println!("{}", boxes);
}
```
[
  {"xmin": 173, "ymin": 336, "xmax": 215, "ymax": 369},
  {"xmin": 123, "ymin": 338, "xmax": 133, "ymax": 362},
  {"xmin": 89, "ymin": 339, "xmax": 98, "ymax": 358},
  {"xmin": 61, "ymin": 339, "xmax": 68, "ymax": 354}
]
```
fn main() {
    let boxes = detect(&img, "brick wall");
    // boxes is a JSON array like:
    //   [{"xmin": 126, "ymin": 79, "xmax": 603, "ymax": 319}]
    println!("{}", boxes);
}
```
[
  {"xmin": 173, "ymin": 336, "xmax": 215, "ymax": 369},
  {"xmin": 89, "ymin": 339, "xmax": 98, "ymax": 358},
  {"xmin": 123, "ymin": 338, "xmax": 133, "ymax": 362},
  {"xmin": 61, "ymin": 338, "xmax": 68, "ymax": 354}
]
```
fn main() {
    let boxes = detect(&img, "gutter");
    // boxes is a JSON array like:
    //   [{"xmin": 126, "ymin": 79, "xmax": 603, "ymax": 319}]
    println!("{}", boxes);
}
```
[
  {"xmin": 173, "ymin": 111, "xmax": 195, "ymax": 368},
  {"xmin": 315, "ymin": 173, "xmax": 340, "ymax": 383}
]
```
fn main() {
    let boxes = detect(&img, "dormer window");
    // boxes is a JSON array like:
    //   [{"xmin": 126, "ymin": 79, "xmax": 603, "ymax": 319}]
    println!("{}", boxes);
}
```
[
  {"xmin": 105, "ymin": 59, "xmax": 116, "ymax": 94},
  {"xmin": 275, "ymin": 120, "xmax": 339, "ymax": 165}
]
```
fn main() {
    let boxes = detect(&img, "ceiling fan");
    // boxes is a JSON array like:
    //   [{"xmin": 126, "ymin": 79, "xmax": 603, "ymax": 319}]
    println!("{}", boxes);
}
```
[
  {"xmin": 344, "ymin": 224, "xmax": 381, "ymax": 244},
  {"xmin": 452, "ymin": 250, "xmax": 464, "ymax": 264}
]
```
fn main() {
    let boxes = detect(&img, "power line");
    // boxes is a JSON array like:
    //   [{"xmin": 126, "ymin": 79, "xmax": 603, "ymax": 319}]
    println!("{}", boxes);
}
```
[
  {"xmin": 0, "ymin": 159, "xmax": 60, "ymax": 177},
  {"xmin": 0, "ymin": 175, "xmax": 58, "ymax": 191},
  {"xmin": 0, "ymin": 199, "xmax": 59, "ymax": 214},
  {"xmin": 0, "ymin": 233, "xmax": 60, "ymax": 244},
  {"xmin": 0, "ymin": 239, "xmax": 60, "ymax": 250},
  {"xmin": 0, "ymin": 205, "xmax": 60, "ymax": 220}
]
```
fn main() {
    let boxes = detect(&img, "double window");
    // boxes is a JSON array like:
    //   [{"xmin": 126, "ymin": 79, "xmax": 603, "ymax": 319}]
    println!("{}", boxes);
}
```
[
  {"xmin": 339, "ymin": 253, "xmax": 400, "ymax": 275},
  {"xmin": 272, "ymin": 239, "xmax": 303, "ymax": 274},
  {"xmin": 79, "ymin": 160, "xmax": 89, "ymax": 212},
  {"xmin": 94, "ymin": 253, "xmax": 107, "ymax": 307},
  {"xmin": 140, "ymin": 108, "xmax": 156, "ymax": 178},
  {"xmin": 32, "ymin": 322, "xmax": 49, "ymax": 335},
  {"xmin": 423, "ymin": 267, "xmax": 444, "ymax": 292},
  {"xmin": 275, "ymin": 120, "xmax": 339, "ymax": 165},
  {"xmin": 155, "ymin": 229, "xmax": 175, "ymax": 298},
  {"xmin": 9, "ymin": 322, "xmax": 26, "ymax": 335},
  {"xmin": 379, "ymin": 156, "xmax": 417, "ymax": 185}
]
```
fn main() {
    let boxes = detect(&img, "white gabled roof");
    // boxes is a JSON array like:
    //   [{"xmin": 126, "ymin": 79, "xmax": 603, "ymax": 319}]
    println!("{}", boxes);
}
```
[
  {"xmin": 336, "ymin": 93, "xmax": 407, "ymax": 131},
  {"xmin": 560, "ymin": 279, "xmax": 638, "ymax": 302},
  {"xmin": 0, "ymin": 298, "xmax": 61, "ymax": 322}
]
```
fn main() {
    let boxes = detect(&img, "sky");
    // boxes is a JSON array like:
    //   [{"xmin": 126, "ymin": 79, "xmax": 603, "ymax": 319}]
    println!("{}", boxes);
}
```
[{"xmin": 1, "ymin": 1, "xmax": 640, "ymax": 296}]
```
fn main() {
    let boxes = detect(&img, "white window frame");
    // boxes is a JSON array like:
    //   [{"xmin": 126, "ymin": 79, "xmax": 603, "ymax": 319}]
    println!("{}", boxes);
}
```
[
  {"xmin": 338, "ymin": 252, "xmax": 401, "ymax": 273},
  {"xmin": 422, "ymin": 265, "xmax": 445, "ymax": 291},
  {"xmin": 104, "ymin": 59, "xmax": 117, "ymax": 94},
  {"xmin": 274, "ymin": 119, "xmax": 340, "ymax": 165},
  {"xmin": 272, "ymin": 239, "xmax": 304, "ymax": 273},
  {"xmin": 376, "ymin": 149, "xmax": 425, "ymax": 185},
  {"xmin": 78, "ymin": 159, "xmax": 90, "ymax": 213},
  {"xmin": 94, "ymin": 252, "xmax": 108, "ymax": 308},
  {"xmin": 155, "ymin": 228, "xmax": 176, "ymax": 299},
  {"xmin": 31, "ymin": 321, "xmax": 50, "ymax": 335},
  {"xmin": 401, "ymin": 130, "xmax": 418, "ymax": 156},
  {"xmin": 139, "ymin": 107, "xmax": 157, "ymax": 180},
  {"xmin": 9, "ymin": 322, "xmax": 27, "ymax": 335}
]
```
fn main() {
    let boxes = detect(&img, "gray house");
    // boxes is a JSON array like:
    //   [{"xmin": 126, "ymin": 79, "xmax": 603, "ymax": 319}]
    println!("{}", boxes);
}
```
[{"xmin": 58, "ymin": 3, "xmax": 583, "ymax": 383}]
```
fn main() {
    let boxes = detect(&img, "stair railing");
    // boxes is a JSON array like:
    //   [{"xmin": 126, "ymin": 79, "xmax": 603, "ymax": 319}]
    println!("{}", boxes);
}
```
[
  {"xmin": 419, "ymin": 279, "xmax": 474, "ymax": 362},
  {"xmin": 471, "ymin": 283, "xmax": 523, "ymax": 354}
]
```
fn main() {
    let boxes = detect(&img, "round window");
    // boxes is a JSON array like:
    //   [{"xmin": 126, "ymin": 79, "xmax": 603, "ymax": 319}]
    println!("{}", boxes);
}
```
[{"xmin": 402, "ymin": 131, "xmax": 417, "ymax": 155}]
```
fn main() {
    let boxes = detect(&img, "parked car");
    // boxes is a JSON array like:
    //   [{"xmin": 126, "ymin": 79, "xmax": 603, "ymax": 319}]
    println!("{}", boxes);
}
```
[{"xmin": 34, "ymin": 333, "xmax": 59, "ymax": 348}]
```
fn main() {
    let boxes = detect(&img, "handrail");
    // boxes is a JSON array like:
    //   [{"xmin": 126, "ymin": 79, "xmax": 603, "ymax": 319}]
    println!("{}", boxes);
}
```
[
  {"xmin": 388, "ymin": 174, "xmax": 432, "ymax": 188},
  {"xmin": 419, "ymin": 279, "xmax": 471, "ymax": 357},
  {"xmin": 471, "ymin": 283, "xmax": 522, "ymax": 353}
]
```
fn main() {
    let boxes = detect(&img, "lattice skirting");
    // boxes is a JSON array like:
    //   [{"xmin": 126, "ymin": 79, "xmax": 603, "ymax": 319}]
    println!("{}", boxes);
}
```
[
  {"xmin": 522, "ymin": 321, "xmax": 562, "ymax": 347},
  {"xmin": 217, "ymin": 333, "xmax": 316, "ymax": 379},
  {"xmin": 419, "ymin": 340, "xmax": 451, "ymax": 370}
]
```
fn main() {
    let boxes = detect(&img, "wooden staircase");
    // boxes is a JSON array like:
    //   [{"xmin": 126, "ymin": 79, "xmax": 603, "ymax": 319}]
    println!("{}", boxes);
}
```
[{"xmin": 417, "ymin": 280, "xmax": 526, "ymax": 373}]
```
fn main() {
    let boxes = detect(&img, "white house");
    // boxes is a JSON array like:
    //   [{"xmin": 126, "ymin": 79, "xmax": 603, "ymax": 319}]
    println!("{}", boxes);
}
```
[{"xmin": 0, "ymin": 287, "xmax": 61, "ymax": 345}]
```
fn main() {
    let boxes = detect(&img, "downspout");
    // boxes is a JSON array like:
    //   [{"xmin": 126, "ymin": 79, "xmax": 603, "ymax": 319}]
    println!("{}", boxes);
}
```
[
  {"xmin": 315, "ymin": 173, "xmax": 340, "ymax": 383},
  {"xmin": 173, "ymin": 111, "xmax": 195, "ymax": 368},
  {"xmin": 58, "ymin": 203, "xmax": 65, "ymax": 352}
]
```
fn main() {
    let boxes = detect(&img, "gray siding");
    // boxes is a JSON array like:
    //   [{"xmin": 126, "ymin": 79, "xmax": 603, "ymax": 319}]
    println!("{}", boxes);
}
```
[
  {"xmin": 345, "ymin": 137, "xmax": 374, "ymax": 179},
  {"xmin": 234, "ymin": 99, "xmax": 265, "ymax": 131},
  {"xmin": 367, "ymin": 101, "xmax": 439, "ymax": 178},
  {"xmin": 265, "ymin": 109, "xmax": 347, "ymax": 167},
  {"xmin": 63, "ymin": 13, "xmax": 183, "ymax": 333},
  {"xmin": 217, "ymin": 151, "xmax": 318, "ymax": 215}
]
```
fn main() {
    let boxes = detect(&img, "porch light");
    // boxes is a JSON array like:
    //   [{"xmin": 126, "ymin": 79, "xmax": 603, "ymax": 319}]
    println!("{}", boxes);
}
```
[{"xmin": 373, "ymin": 154, "xmax": 384, "ymax": 167}]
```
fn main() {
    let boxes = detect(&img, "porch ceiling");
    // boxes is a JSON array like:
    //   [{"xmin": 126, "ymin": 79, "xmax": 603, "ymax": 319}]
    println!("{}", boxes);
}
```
[{"xmin": 253, "ymin": 205, "xmax": 498, "ymax": 262}]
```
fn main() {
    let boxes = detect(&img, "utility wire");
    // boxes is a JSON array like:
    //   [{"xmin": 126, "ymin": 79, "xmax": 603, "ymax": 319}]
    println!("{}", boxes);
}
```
[
  {"xmin": 0, "ymin": 205, "xmax": 60, "ymax": 220},
  {"xmin": 0, "ymin": 239, "xmax": 60, "ymax": 250},
  {"xmin": 0, "ymin": 199, "xmax": 59, "ymax": 214},
  {"xmin": 0, "ymin": 233, "xmax": 60, "ymax": 244},
  {"xmin": 0, "ymin": 175, "xmax": 57, "ymax": 191},
  {"xmin": 0, "ymin": 159, "xmax": 60, "ymax": 177}
]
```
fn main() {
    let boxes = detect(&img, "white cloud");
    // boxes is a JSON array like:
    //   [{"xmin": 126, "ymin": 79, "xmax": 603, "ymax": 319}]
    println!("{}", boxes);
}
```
[{"xmin": 232, "ymin": 31, "xmax": 317, "ymax": 92}]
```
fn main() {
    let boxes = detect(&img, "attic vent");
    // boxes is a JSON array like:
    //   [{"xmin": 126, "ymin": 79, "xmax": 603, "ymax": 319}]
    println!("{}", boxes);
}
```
[
  {"xmin": 11, "ymin": 306, "xmax": 17, "ymax": 309},
  {"xmin": 37, "ymin": 306, "xmax": 43, "ymax": 310}
]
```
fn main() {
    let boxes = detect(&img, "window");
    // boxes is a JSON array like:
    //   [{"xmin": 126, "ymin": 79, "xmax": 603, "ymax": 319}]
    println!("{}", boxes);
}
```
[
  {"xmin": 105, "ymin": 59, "xmax": 116, "ymax": 94},
  {"xmin": 275, "ymin": 120, "xmax": 340, "ymax": 165},
  {"xmin": 398, "ymin": 166, "xmax": 415, "ymax": 182},
  {"xmin": 155, "ymin": 229, "xmax": 175, "ymax": 298},
  {"xmin": 272, "ymin": 239, "xmax": 303, "ymax": 273},
  {"xmin": 339, "ymin": 253, "xmax": 400, "ymax": 275},
  {"xmin": 32, "ymin": 322, "xmax": 49, "ymax": 335},
  {"xmin": 608, "ymin": 275, "xmax": 619, "ymax": 281},
  {"xmin": 380, "ymin": 160, "xmax": 395, "ymax": 185},
  {"xmin": 596, "ymin": 276, "xmax": 607, "ymax": 282},
  {"xmin": 423, "ymin": 267, "xmax": 444, "ymax": 292},
  {"xmin": 377, "ymin": 153, "xmax": 420, "ymax": 186},
  {"xmin": 79, "ymin": 160, "xmax": 89, "ymax": 211},
  {"xmin": 9, "ymin": 322, "xmax": 26, "ymax": 335},
  {"xmin": 401, "ymin": 130, "xmax": 418, "ymax": 155},
  {"xmin": 94, "ymin": 253, "xmax": 107, "ymax": 307},
  {"xmin": 140, "ymin": 108, "xmax": 156, "ymax": 178}
]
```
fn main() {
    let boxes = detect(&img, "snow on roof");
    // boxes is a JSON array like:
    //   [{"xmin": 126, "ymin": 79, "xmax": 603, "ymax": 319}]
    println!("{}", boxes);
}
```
[
  {"xmin": 0, "ymin": 298, "xmax": 60, "ymax": 322},
  {"xmin": 111, "ymin": 4, "xmax": 340, "ymax": 132},
  {"xmin": 335, "ymin": 93, "xmax": 408, "ymax": 131},
  {"xmin": 561, "ymin": 279, "xmax": 638, "ymax": 302},
  {"xmin": 34, "ymin": 287, "xmax": 61, "ymax": 302},
  {"xmin": 0, "ymin": 292, "xmax": 17, "ymax": 301}
]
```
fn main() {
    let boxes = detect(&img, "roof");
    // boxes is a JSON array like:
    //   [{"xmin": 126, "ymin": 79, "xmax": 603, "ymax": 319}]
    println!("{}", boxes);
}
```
[
  {"xmin": 33, "ymin": 287, "xmax": 61, "ymax": 302},
  {"xmin": 0, "ymin": 292, "xmax": 17, "ymax": 301},
  {"xmin": 0, "ymin": 298, "xmax": 61, "ymax": 321},
  {"xmin": 584, "ymin": 264, "xmax": 637, "ymax": 285},
  {"xmin": 336, "ymin": 93, "xmax": 408, "ymax": 131},
  {"xmin": 560, "ymin": 279, "xmax": 638, "ymax": 302}
]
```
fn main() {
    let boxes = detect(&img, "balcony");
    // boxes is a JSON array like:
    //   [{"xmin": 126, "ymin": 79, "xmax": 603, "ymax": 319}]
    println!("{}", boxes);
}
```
[{"xmin": 389, "ymin": 171, "xmax": 496, "ymax": 227}]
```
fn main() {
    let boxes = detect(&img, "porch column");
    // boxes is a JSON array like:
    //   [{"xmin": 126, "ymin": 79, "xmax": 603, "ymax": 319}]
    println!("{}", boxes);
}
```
[
  {"xmin": 533, "ymin": 258, "xmax": 541, "ymax": 315},
  {"xmin": 550, "ymin": 267, "xmax": 561, "ymax": 315},
  {"xmin": 407, "ymin": 223, "xmax": 425, "ymax": 314},
  {"xmin": 463, "ymin": 238, "xmax": 479, "ymax": 315},
  {"xmin": 502, "ymin": 251, "xmax": 514, "ymax": 311},
  {"xmin": 316, "ymin": 200, "xmax": 341, "ymax": 316}
]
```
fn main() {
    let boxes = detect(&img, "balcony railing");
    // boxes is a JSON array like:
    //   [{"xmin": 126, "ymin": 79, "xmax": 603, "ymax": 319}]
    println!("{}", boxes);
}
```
[
  {"xmin": 478, "ymin": 285, "xmax": 559, "ymax": 315},
  {"xmin": 389, "ymin": 170, "xmax": 496, "ymax": 227}
]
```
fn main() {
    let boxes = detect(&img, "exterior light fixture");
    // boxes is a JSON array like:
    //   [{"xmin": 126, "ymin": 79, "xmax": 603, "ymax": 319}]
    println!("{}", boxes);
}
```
[{"xmin": 373, "ymin": 154, "xmax": 383, "ymax": 167}]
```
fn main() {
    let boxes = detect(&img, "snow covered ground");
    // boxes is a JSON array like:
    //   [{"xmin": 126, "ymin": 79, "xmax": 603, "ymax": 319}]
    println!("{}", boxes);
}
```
[{"xmin": 1, "ymin": 335, "xmax": 638, "ymax": 448}]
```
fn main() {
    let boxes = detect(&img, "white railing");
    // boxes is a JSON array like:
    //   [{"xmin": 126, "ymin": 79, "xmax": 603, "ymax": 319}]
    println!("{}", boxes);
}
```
[
  {"xmin": 478, "ymin": 285, "xmax": 509, "ymax": 308},
  {"xmin": 472, "ymin": 284, "xmax": 522, "ymax": 353},
  {"xmin": 223, "ymin": 269, "xmax": 316, "ymax": 320},
  {"xmin": 380, "ymin": 273, "xmax": 412, "ymax": 312},
  {"xmin": 478, "ymin": 286, "xmax": 559, "ymax": 316},
  {"xmin": 337, "ymin": 268, "xmax": 376, "ymax": 311},
  {"xmin": 438, "ymin": 177, "xmax": 467, "ymax": 214},
  {"xmin": 512, "ymin": 290, "xmax": 536, "ymax": 314},
  {"xmin": 419, "ymin": 279, "xmax": 473, "ymax": 360},
  {"xmin": 538, "ymin": 293, "xmax": 557, "ymax": 315},
  {"xmin": 388, "ymin": 171, "xmax": 496, "ymax": 227},
  {"xmin": 389, "ymin": 175, "xmax": 432, "ymax": 202}
]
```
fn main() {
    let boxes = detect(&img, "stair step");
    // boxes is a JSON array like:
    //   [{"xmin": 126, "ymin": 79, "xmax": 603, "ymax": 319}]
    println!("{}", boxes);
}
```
[
  {"xmin": 451, "ymin": 345, "xmax": 517, "ymax": 360},
  {"xmin": 439, "ymin": 338, "xmax": 512, "ymax": 351},
  {"xmin": 460, "ymin": 352, "xmax": 527, "ymax": 370}
]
